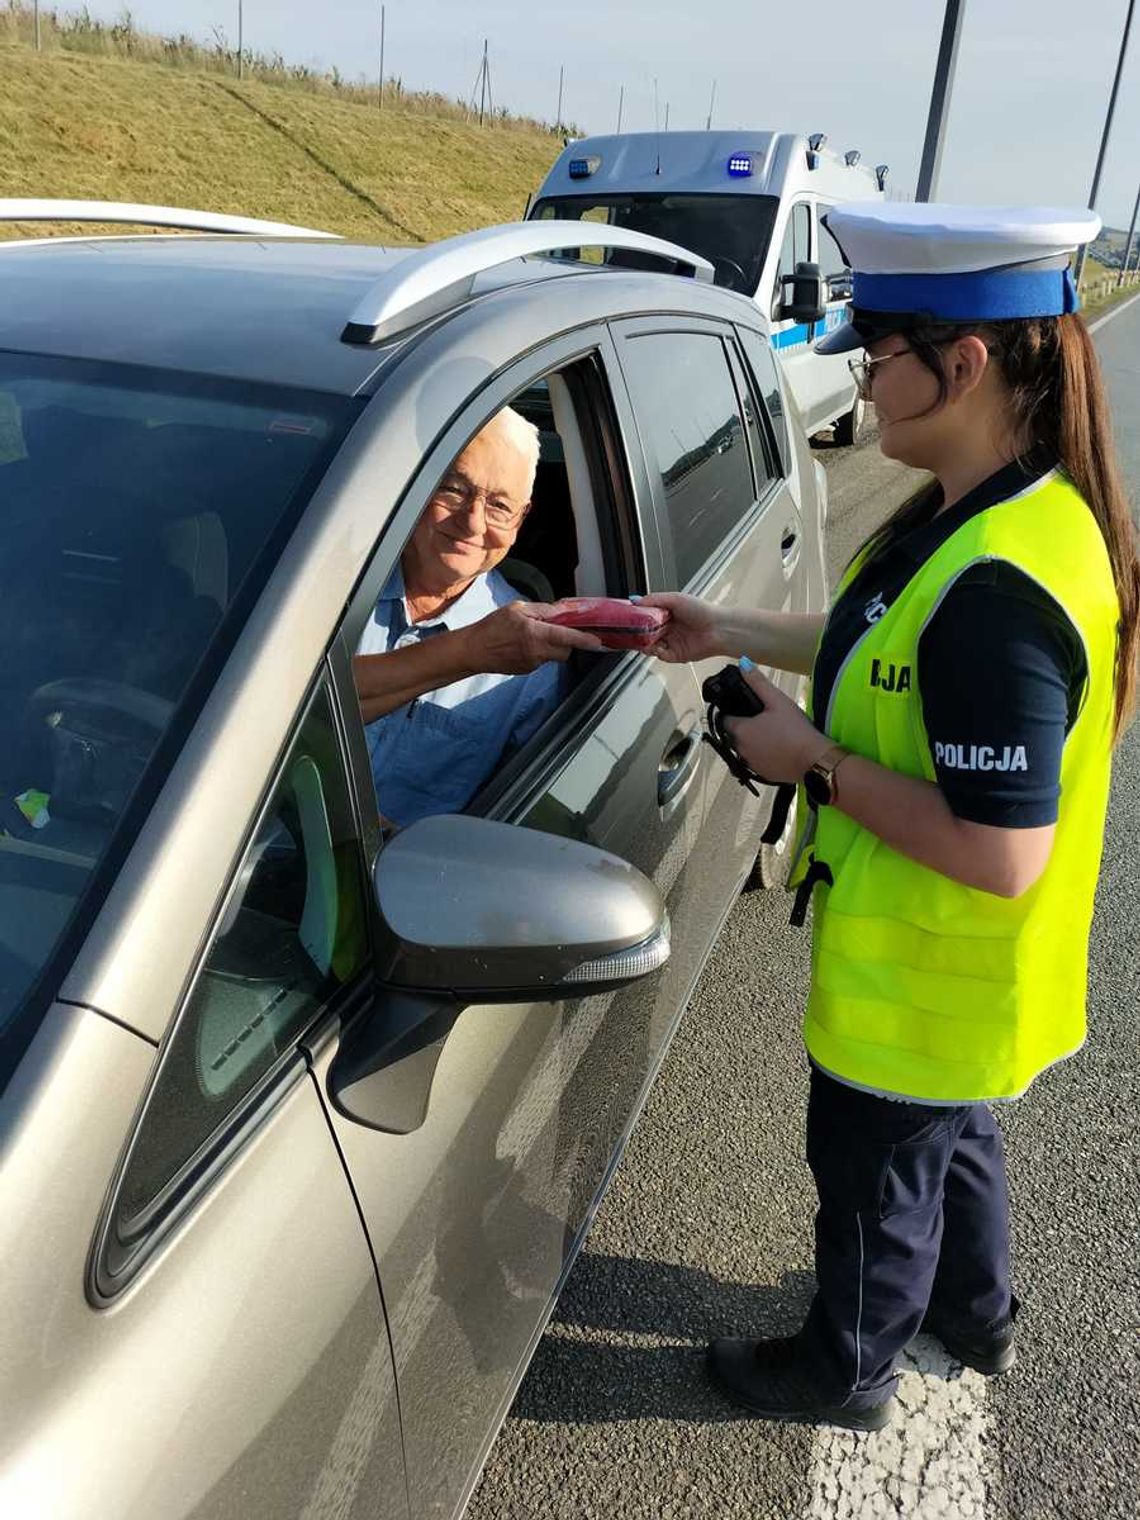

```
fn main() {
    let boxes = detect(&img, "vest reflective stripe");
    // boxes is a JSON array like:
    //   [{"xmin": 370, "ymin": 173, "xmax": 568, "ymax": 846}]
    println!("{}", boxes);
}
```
[{"xmin": 803, "ymin": 473, "xmax": 1118, "ymax": 1102}]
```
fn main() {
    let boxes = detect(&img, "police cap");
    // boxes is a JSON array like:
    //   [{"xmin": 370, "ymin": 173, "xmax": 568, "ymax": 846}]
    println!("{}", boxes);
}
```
[{"xmin": 814, "ymin": 202, "xmax": 1102, "ymax": 354}]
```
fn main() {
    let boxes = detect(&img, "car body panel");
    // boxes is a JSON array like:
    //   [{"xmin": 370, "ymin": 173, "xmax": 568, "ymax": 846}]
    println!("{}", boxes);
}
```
[
  {"xmin": 2, "ymin": 236, "xmax": 829, "ymax": 1520},
  {"xmin": 0, "ymin": 1003, "xmax": 404, "ymax": 1520}
]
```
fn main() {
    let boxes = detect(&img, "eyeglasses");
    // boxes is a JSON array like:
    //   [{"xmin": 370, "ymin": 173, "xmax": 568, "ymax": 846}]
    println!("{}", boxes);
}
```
[
  {"xmin": 847, "ymin": 347, "xmax": 913, "ymax": 400},
  {"xmin": 431, "ymin": 476, "xmax": 527, "ymax": 532}
]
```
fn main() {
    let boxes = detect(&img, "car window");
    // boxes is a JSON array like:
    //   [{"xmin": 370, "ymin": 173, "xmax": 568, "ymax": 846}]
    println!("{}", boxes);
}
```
[
  {"xmin": 619, "ymin": 331, "xmax": 755, "ymax": 586},
  {"xmin": 347, "ymin": 356, "xmax": 638, "ymax": 833},
  {"xmin": 818, "ymin": 210, "xmax": 853, "ymax": 300},
  {"xmin": 725, "ymin": 340, "xmax": 777, "ymax": 494},
  {"xmin": 0, "ymin": 353, "xmax": 358, "ymax": 1086},
  {"xmin": 116, "ymin": 683, "xmax": 368, "ymax": 1233},
  {"xmin": 736, "ymin": 326, "xmax": 791, "ymax": 474},
  {"xmin": 774, "ymin": 203, "xmax": 813, "ymax": 303}
]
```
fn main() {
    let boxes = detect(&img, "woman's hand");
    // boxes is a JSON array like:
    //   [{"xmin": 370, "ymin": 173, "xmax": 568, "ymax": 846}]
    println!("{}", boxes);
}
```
[
  {"xmin": 636, "ymin": 592, "xmax": 724, "ymax": 664},
  {"xmin": 725, "ymin": 664, "xmax": 832, "ymax": 783}
]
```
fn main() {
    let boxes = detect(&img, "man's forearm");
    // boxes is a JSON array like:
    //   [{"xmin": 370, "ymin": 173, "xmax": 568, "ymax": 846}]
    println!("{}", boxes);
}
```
[
  {"xmin": 353, "ymin": 633, "xmax": 473, "ymax": 723},
  {"xmin": 717, "ymin": 609, "xmax": 826, "ymax": 675}
]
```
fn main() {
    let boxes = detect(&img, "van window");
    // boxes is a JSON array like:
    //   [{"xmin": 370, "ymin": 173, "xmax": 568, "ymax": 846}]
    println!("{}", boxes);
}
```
[
  {"xmin": 532, "ymin": 193, "xmax": 779, "ymax": 295},
  {"xmin": 620, "ymin": 332, "xmax": 754, "ymax": 585},
  {"xmin": 773, "ymin": 203, "xmax": 812, "ymax": 318},
  {"xmin": 818, "ymin": 211, "xmax": 853, "ymax": 300}
]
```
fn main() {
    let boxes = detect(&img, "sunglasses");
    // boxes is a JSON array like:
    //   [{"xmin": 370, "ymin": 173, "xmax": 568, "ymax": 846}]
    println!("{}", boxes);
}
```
[{"xmin": 847, "ymin": 347, "xmax": 913, "ymax": 400}]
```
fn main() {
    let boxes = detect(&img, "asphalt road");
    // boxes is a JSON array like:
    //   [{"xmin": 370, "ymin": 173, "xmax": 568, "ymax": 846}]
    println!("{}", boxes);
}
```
[{"xmin": 469, "ymin": 302, "xmax": 1140, "ymax": 1520}]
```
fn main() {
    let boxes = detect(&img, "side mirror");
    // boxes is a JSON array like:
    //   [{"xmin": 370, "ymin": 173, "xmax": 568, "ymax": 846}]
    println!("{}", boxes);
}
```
[
  {"xmin": 827, "ymin": 270, "xmax": 853, "ymax": 301},
  {"xmin": 329, "ymin": 815, "xmax": 670, "ymax": 1134},
  {"xmin": 780, "ymin": 261, "xmax": 827, "ymax": 325}
]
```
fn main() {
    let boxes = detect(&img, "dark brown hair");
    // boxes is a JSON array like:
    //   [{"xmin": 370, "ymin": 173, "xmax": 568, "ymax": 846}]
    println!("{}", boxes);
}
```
[{"xmin": 861, "ymin": 314, "xmax": 1140, "ymax": 740}]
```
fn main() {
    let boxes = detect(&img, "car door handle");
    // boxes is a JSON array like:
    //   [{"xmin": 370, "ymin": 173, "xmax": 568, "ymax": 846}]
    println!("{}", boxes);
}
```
[
  {"xmin": 781, "ymin": 527, "xmax": 799, "ymax": 561},
  {"xmin": 658, "ymin": 725, "xmax": 702, "ymax": 808}
]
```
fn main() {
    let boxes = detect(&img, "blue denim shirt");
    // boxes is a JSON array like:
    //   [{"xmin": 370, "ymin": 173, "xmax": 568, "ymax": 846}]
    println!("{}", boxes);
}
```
[{"xmin": 358, "ymin": 565, "xmax": 566, "ymax": 826}]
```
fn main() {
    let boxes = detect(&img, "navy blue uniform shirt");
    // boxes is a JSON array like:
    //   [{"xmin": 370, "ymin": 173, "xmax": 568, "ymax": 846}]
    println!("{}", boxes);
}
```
[{"xmin": 811, "ymin": 456, "xmax": 1087, "ymax": 828}]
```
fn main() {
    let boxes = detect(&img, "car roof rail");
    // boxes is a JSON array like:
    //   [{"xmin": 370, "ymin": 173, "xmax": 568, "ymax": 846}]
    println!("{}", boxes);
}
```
[
  {"xmin": 0, "ymin": 198, "xmax": 340, "ymax": 241},
  {"xmin": 340, "ymin": 220, "xmax": 715, "ymax": 344}
]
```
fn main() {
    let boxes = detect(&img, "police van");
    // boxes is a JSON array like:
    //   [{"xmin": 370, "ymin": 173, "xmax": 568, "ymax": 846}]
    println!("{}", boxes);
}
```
[{"xmin": 530, "ymin": 129, "xmax": 887, "ymax": 442}]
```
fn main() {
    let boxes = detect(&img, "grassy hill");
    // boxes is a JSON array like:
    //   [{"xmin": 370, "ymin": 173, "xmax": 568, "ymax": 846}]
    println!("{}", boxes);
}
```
[{"xmin": 0, "ymin": 43, "xmax": 562, "ymax": 243}]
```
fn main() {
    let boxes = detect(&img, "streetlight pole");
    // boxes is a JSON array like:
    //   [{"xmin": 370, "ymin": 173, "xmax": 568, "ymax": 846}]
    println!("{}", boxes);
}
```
[
  {"xmin": 379, "ymin": 4, "xmax": 386, "ymax": 110},
  {"xmin": 34, "ymin": 0, "xmax": 41, "ymax": 51},
  {"xmin": 1074, "ymin": 0, "xmax": 1135, "ymax": 290},
  {"xmin": 556, "ymin": 65, "xmax": 563, "ymax": 130},
  {"xmin": 1117, "ymin": 180, "xmax": 1140, "ymax": 286},
  {"xmin": 237, "ymin": 0, "xmax": 244, "ymax": 80},
  {"xmin": 916, "ymin": 0, "xmax": 966, "ymax": 201}
]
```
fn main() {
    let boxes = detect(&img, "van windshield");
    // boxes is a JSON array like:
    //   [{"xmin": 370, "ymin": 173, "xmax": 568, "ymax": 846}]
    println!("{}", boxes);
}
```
[{"xmin": 531, "ymin": 193, "xmax": 780, "ymax": 295}]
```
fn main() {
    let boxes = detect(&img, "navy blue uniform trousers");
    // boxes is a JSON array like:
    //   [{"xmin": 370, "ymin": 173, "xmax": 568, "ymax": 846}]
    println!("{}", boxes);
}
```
[{"xmin": 797, "ymin": 1064, "xmax": 1014, "ymax": 1410}]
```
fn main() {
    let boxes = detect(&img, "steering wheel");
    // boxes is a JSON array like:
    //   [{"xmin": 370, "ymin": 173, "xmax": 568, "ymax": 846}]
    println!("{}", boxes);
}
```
[
  {"xmin": 27, "ymin": 678, "xmax": 174, "ymax": 735},
  {"xmin": 711, "ymin": 256, "xmax": 749, "ymax": 291},
  {"xmin": 25, "ymin": 679, "xmax": 174, "ymax": 823}
]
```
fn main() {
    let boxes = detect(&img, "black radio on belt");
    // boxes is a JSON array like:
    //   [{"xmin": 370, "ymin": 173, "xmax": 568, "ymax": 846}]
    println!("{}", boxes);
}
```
[
  {"xmin": 700, "ymin": 664, "xmax": 797, "ymax": 849},
  {"xmin": 700, "ymin": 664, "xmax": 771, "ymax": 794}
]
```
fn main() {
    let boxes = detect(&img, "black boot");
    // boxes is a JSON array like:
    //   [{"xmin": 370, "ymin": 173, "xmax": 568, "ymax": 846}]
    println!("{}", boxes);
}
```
[
  {"xmin": 919, "ymin": 1296, "xmax": 1020, "ymax": 1376},
  {"xmin": 706, "ymin": 1336, "xmax": 894, "ymax": 1432}
]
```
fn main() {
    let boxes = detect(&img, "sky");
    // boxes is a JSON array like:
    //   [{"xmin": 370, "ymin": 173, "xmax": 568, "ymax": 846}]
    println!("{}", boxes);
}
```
[{"xmin": 84, "ymin": 0, "xmax": 1140, "ymax": 229}]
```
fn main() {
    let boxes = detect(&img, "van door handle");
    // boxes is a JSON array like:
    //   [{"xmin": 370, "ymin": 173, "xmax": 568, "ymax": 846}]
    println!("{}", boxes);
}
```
[
  {"xmin": 781, "ymin": 527, "xmax": 799, "ymax": 561},
  {"xmin": 658, "ymin": 725, "xmax": 702, "ymax": 808}
]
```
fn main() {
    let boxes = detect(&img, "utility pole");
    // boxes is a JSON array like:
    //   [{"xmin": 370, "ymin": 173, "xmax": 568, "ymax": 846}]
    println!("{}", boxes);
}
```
[
  {"xmin": 34, "ymin": 0, "xmax": 41, "ymax": 51},
  {"xmin": 916, "ymin": 0, "xmax": 965, "ymax": 201},
  {"xmin": 616, "ymin": 85, "xmax": 624, "ymax": 133},
  {"xmin": 706, "ymin": 79, "xmax": 717, "ymax": 131},
  {"xmin": 237, "ymin": 0, "xmax": 244, "ymax": 79},
  {"xmin": 664, "ymin": 102, "xmax": 670, "ymax": 131},
  {"xmin": 1118, "ymin": 179, "xmax": 1140, "ymax": 286},
  {"xmin": 479, "ymin": 39, "xmax": 488, "ymax": 126},
  {"xmin": 379, "ymin": 4, "xmax": 386, "ymax": 109},
  {"xmin": 1074, "ymin": 0, "xmax": 1135, "ymax": 289},
  {"xmin": 556, "ymin": 65, "xmax": 563, "ymax": 130}
]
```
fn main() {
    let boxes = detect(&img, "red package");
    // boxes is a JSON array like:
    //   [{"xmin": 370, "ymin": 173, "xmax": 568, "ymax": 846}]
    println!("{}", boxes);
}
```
[{"xmin": 543, "ymin": 597, "xmax": 670, "ymax": 650}]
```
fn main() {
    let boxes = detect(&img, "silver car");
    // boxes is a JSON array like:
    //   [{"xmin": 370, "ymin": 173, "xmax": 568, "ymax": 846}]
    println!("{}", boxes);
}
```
[{"xmin": 0, "ymin": 205, "xmax": 827, "ymax": 1519}]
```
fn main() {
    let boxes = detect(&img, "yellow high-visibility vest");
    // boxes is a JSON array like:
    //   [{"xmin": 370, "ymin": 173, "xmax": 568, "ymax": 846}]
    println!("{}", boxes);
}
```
[{"xmin": 802, "ymin": 471, "xmax": 1119, "ymax": 1102}]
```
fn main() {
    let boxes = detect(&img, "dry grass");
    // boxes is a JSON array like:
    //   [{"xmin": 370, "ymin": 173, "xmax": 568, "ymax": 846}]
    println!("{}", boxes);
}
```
[{"xmin": 0, "ymin": 35, "xmax": 565, "ymax": 244}]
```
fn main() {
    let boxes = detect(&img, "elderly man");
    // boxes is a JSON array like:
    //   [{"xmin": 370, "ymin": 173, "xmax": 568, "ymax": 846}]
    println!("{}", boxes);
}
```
[{"xmin": 353, "ymin": 407, "xmax": 598, "ymax": 827}]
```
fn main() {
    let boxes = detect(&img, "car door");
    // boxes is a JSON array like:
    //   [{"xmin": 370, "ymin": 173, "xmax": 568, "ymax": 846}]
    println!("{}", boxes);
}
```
[
  {"xmin": 611, "ymin": 315, "xmax": 808, "ymax": 888},
  {"xmin": 311, "ymin": 329, "xmax": 719, "ymax": 1520},
  {"xmin": 4, "ymin": 680, "xmax": 408, "ymax": 1520}
]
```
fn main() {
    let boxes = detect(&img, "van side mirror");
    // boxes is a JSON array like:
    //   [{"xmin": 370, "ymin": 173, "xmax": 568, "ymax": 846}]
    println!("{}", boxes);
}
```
[{"xmin": 779, "ymin": 261, "xmax": 826, "ymax": 325}]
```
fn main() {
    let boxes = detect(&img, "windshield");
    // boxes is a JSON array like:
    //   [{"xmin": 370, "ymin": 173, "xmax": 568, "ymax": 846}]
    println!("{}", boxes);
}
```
[
  {"xmin": 0, "ymin": 352, "xmax": 358, "ymax": 1082},
  {"xmin": 531, "ymin": 192, "xmax": 780, "ymax": 295}
]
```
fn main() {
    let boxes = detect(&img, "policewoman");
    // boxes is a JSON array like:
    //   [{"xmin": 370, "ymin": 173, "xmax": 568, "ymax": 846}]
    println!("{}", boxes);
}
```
[{"xmin": 643, "ymin": 203, "xmax": 1140, "ymax": 1430}]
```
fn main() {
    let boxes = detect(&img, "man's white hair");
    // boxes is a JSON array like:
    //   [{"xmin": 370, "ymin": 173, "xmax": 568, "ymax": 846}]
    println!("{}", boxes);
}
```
[{"xmin": 484, "ymin": 405, "xmax": 541, "ymax": 497}]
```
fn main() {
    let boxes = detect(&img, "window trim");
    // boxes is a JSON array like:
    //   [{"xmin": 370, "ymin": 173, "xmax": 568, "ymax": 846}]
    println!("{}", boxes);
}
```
[
  {"xmin": 609, "ymin": 315, "xmax": 782, "ymax": 593},
  {"xmin": 329, "ymin": 326, "xmax": 656, "ymax": 839},
  {"xmin": 89, "ymin": 669, "xmax": 372, "ymax": 1303}
]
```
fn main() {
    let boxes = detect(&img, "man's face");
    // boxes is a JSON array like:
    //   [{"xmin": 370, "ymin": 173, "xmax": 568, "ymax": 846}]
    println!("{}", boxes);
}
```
[{"xmin": 403, "ymin": 421, "xmax": 533, "ymax": 599}]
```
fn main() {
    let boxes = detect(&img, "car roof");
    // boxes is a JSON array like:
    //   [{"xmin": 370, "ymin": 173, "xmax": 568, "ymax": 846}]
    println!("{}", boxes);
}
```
[
  {"xmin": 0, "ymin": 230, "xmax": 765, "ymax": 395},
  {"xmin": 0, "ymin": 236, "xmax": 422, "ymax": 393}
]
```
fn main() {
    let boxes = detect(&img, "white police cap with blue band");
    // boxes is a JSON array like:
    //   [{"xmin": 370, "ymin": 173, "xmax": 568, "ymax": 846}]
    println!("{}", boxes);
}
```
[{"xmin": 814, "ymin": 203, "xmax": 1102, "ymax": 355}]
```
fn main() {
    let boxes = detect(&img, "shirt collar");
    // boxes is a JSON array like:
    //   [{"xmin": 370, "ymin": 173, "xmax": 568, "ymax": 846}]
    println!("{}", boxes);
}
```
[
  {"xmin": 381, "ymin": 559, "xmax": 502, "ymax": 631},
  {"xmin": 898, "ymin": 449, "xmax": 1057, "ymax": 562}
]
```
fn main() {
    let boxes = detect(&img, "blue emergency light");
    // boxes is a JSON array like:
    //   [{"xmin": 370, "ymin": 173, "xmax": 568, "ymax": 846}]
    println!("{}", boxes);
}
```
[
  {"xmin": 727, "ymin": 153, "xmax": 753, "ymax": 178},
  {"xmin": 569, "ymin": 156, "xmax": 601, "ymax": 179}
]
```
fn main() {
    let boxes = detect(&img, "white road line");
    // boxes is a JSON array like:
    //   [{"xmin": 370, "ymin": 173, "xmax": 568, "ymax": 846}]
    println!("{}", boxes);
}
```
[
  {"xmin": 802, "ymin": 1338, "xmax": 993, "ymax": 1520},
  {"xmin": 1087, "ymin": 289, "xmax": 1140, "ymax": 334}
]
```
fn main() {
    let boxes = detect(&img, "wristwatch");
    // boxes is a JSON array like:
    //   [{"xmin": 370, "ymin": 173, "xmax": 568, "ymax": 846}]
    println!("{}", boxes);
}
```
[{"xmin": 803, "ymin": 743, "xmax": 850, "ymax": 808}]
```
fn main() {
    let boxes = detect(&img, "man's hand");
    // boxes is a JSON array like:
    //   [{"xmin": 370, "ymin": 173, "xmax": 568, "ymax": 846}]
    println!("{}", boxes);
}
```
[{"xmin": 464, "ymin": 602, "xmax": 605, "ymax": 675}]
